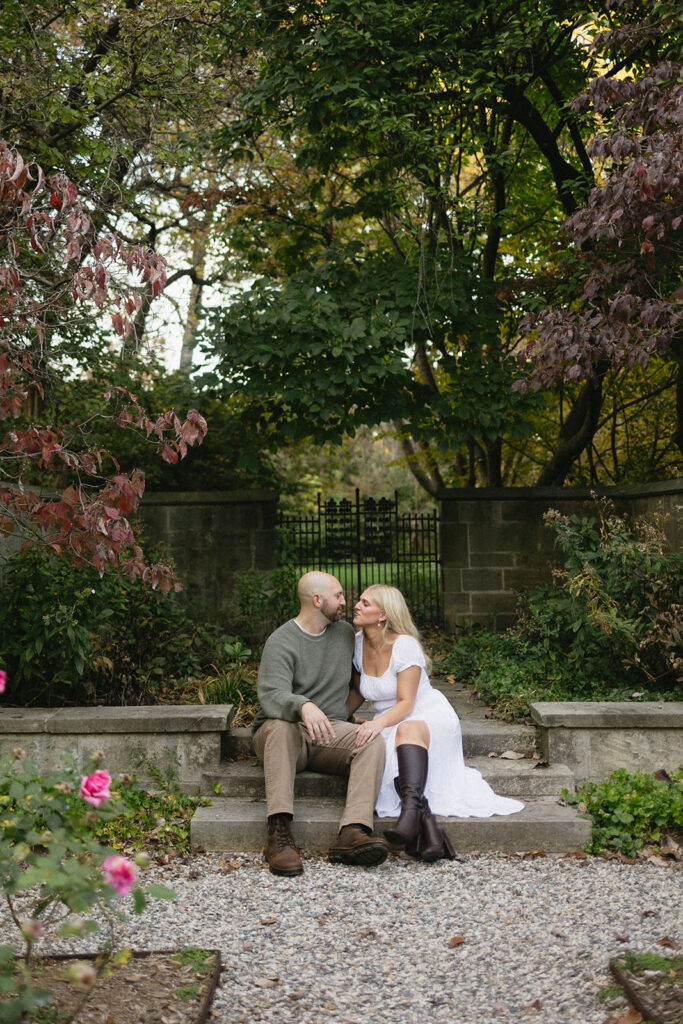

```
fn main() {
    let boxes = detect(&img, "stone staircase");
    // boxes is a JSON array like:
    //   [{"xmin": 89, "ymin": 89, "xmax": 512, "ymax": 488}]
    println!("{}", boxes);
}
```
[{"xmin": 190, "ymin": 680, "xmax": 592, "ymax": 854}]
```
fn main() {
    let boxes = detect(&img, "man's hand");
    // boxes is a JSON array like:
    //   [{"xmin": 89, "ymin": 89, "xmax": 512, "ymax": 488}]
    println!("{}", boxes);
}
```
[{"xmin": 301, "ymin": 702, "xmax": 336, "ymax": 745}]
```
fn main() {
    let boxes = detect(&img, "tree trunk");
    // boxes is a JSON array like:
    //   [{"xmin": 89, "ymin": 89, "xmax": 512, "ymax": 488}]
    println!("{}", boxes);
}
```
[
  {"xmin": 670, "ymin": 338, "xmax": 683, "ymax": 456},
  {"xmin": 536, "ymin": 369, "xmax": 607, "ymax": 486},
  {"xmin": 179, "ymin": 214, "xmax": 214, "ymax": 372},
  {"xmin": 395, "ymin": 421, "xmax": 445, "ymax": 497}
]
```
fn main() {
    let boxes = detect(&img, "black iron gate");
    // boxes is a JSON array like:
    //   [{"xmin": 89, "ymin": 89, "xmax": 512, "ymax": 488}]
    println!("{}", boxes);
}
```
[{"xmin": 278, "ymin": 490, "xmax": 442, "ymax": 626}]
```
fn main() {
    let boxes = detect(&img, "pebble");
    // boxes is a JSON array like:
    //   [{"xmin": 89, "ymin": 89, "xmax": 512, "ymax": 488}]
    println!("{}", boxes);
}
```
[{"xmin": 1, "ymin": 852, "xmax": 680, "ymax": 1024}]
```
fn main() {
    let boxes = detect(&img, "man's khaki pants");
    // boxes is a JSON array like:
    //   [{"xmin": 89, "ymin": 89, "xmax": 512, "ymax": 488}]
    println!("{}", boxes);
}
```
[{"xmin": 253, "ymin": 718, "xmax": 385, "ymax": 831}]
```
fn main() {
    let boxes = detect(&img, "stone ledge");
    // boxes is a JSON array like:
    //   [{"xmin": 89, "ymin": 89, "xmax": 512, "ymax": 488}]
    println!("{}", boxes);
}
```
[
  {"xmin": 140, "ymin": 490, "xmax": 278, "ymax": 505},
  {"xmin": 0, "ymin": 705, "xmax": 233, "ymax": 734},
  {"xmin": 530, "ymin": 701, "xmax": 683, "ymax": 783},
  {"xmin": 437, "ymin": 478, "xmax": 683, "ymax": 501},
  {"xmin": 530, "ymin": 701, "xmax": 683, "ymax": 729}
]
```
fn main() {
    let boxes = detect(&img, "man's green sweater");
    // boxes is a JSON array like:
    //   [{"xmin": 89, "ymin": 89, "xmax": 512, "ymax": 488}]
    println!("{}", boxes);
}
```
[{"xmin": 252, "ymin": 619, "xmax": 355, "ymax": 734}]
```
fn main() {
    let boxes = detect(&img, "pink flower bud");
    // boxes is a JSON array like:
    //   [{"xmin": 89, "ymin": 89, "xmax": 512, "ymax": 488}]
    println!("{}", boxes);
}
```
[
  {"xmin": 20, "ymin": 919, "xmax": 43, "ymax": 941},
  {"xmin": 101, "ymin": 855, "xmax": 137, "ymax": 895},
  {"xmin": 79, "ymin": 769, "xmax": 111, "ymax": 807},
  {"xmin": 0, "ymin": 670, "xmax": 6, "ymax": 693},
  {"xmin": 67, "ymin": 961, "xmax": 97, "ymax": 989}
]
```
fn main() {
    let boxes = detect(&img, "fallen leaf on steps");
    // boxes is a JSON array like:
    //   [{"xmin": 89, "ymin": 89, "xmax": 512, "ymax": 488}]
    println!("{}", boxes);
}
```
[
  {"xmin": 500, "ymin": 750, "xmax": 526, "ymax": 760},
  {"xmin": 660, "ymin": 835, "xmax": 682, "ymax": 860}
]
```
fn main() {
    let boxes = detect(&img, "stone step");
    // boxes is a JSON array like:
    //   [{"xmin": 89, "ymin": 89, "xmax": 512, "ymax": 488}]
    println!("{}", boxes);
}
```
[
  {"xmin": 225, "ymin": 718, "xmax": 539, "ymax": 760},
  {"xmin": 201, "ymin": 756, "xmax": 574, "ymax": 801},
  {"xmin": 190, "ymin": 796, "xmax": 591, "ymax": 854}
]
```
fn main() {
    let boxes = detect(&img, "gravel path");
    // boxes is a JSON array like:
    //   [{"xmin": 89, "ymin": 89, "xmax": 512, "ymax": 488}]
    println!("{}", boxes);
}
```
[{"xmin": 3, "ymin": 852, "xmax": 681, "ymax": 1023}]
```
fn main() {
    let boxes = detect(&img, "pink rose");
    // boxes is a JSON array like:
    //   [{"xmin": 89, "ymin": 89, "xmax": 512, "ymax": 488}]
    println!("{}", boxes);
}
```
[
  {"xmin": 0, "ymin": 670, "xmax": 6, "ymax": 693},
  {"xmin": 101, "ymin": 855, "xmax": 137, "ymax": 895},
  {"xmin": 78, "ymin": 770, "xmax": 111, "ymax": 807}
]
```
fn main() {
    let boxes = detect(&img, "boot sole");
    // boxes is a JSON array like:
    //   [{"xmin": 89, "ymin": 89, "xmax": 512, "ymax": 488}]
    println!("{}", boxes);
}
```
[
  {"xmin": 328, "ymin": 841, "xmax": 389, "ymax": 867},
  {"xmin": 267, "ymin": 862, "xmax": 304, "ymax": 876},
  {"xmin": 383, "ymin": 828, "xmax": 410, "ymax": 849}
]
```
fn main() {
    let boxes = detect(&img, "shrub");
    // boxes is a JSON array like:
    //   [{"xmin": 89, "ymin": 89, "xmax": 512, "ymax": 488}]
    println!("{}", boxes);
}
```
[
  {"xmin": 0, "ymin": 547, "xmax": 252, "ymax": 706},
  {"xmin": 234, "ymin": 565, "xmax": 299, "ymax": 639},
  {"xmin": 563, "ymin": 766, "xmax": 683, "ymax": 857},
  {"xmin": 0, "ymin": 748, "xmax": 174, "ymax": 1023},
  {"xmin": 437, "ymin": 500, "xmax": 682, "ymax": 718}
]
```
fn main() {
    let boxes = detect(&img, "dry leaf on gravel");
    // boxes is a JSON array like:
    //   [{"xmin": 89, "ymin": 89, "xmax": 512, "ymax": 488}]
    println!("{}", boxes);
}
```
[
  {"xmin": 253, "ymin": 976, "xmax": 279, "ymax": 989},
  {"xmin": 658, "ymin": 936, "xmax": 681, "ymax": 950},
  {"xmin": 448, "ymin": 935, "xmax": 466, "ymax": 948}
]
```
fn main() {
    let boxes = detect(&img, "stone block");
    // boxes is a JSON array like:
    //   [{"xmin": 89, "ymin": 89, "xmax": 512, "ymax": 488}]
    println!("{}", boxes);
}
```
[
  {"xmin": 469, "ymin": 551, "xmax": 514, "ymax": 568},
  {"xmin": 468, "ymin": 521, "xmax": 523, "ymax": 554},
  {"xmin": 500, "ymin": 500, "xmax": 545, "ymax": 522},
  {"xmin": 541, "ymin": 726, "xmax": 683, "ymax": 783},
  {"xmin": 450, "ymin": 501, "xmax": 499, "ymax": 524},
  {"xmin": 440, "ymin": 526, "xmax": 470, "ymax": 568},
  {"xmin": 469, "ymin": 591, "xmax": 518, "ymax": 616},
  {"xmin": 503, "ymin": 567, "xmax": 545, "ymax": 592},
  {"xmin": 45, "ymin": 706, "xmax": 234, "ymax": 734},
  {"xmin": 442, "ymin": 567, "xmax": 464, "ymax": 594},
  {"xmin": 443, "ymin": 591, "xmax": 472, "ymax": 614},
  {"xmin": 461, "ymin": 568, "xmax": 504, "ymax": 591},
  {"xmin": 0, "ymin": 709, "xmax": 58, "ymax": 733}
]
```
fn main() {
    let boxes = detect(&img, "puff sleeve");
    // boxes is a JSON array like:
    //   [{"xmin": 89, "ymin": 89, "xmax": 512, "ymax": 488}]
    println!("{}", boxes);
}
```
[{"xmin": 391, "ymin": 634, "xmax": 426, "ymax": 673}]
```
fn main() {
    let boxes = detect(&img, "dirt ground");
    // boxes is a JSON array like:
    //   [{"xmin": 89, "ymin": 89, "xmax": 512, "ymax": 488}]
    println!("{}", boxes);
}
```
[
  {"xmin": 610, "ymin": 955, "xmax": 683, "ymax": 1024},
  {"xmin": 26, "ymin": 949, "xmax": 220, "ymax": 1024}
]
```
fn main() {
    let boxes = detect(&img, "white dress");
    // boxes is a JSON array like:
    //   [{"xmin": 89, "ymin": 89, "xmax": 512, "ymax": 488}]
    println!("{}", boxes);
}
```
[{"xmin": 354, "ymin": 632, "xmax": 525, "ymax": 819}]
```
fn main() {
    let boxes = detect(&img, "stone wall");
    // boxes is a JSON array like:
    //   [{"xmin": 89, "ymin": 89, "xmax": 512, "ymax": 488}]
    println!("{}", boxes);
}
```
[
  {"xmin": 136, "ymin": 490, "xmax": 278, "ymax": 621},
  {"xmin": 439, "ymin": 478, "xmax": 682, "ymax": 631},
  {"xmin": 531, "ymin": 702, "xmax": 683, "ymax": 783},
  {"xmin": 0, "ymin": 706, "xmax": 233, "ymax": 794}
]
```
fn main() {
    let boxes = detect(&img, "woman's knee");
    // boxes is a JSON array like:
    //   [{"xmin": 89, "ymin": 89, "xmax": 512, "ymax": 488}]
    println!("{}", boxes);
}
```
[{"xmin": 396, "ymin": 720, "xmax": 430, "ymax": 747}]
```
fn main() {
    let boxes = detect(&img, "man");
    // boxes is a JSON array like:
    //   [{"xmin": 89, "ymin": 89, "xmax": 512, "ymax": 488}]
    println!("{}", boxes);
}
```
[{"xmin": 253, "ymin": 571, "xmax": 388, "ymax": 876}]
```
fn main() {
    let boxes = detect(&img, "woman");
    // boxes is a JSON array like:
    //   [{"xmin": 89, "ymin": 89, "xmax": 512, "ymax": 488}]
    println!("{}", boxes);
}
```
[{"xmin": 350, "ymin": 584, "xmax": 524, "ymax": 862}]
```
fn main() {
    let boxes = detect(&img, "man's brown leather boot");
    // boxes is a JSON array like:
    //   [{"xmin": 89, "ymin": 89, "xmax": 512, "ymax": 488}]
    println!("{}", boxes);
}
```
[
  {"xmin": 264, "ymin": 814, "xmax": 304, "ymax": 876},
  {"xmin": 328, "ymin": 825, "xmax": 389, "ymax": 866}
]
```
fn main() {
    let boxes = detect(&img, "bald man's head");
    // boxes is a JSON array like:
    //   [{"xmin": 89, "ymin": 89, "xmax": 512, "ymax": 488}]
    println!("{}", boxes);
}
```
[{"xmin": 298, "ymin": 572, "xmax": 346, "ymax": 623}]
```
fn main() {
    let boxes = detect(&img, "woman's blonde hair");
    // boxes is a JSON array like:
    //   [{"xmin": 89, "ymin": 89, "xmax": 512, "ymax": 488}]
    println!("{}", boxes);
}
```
[{"xmin": 364, "ymin": 584, "xmax": 432, "ymax": 673}]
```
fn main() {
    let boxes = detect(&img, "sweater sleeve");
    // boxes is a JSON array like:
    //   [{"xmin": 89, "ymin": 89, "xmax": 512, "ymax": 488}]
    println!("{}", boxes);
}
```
[{"xmin": 256, "ymin": 629, "xmax": 308, "ymax": 722}]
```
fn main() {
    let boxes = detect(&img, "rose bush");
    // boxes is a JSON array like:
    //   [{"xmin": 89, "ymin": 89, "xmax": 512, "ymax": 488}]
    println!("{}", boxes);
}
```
[{"xmin": 0, "ymin": 720, "xmax": 175, "ymax": 1023}]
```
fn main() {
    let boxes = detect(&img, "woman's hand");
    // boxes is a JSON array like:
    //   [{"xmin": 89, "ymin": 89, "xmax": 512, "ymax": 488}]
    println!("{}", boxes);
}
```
[{"xmin": 354, "ymin": 720, "xmax": 383, "ymax": 747}]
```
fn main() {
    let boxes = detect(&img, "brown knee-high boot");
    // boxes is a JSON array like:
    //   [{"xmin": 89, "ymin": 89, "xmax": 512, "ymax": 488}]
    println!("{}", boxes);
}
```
[{"xmin": 384, "ymin": 744, "xmax": 428, "ymax": 848}]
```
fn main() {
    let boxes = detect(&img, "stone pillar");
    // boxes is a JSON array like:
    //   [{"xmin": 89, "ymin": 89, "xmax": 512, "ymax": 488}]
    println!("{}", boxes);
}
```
[{"xmin": 438, "ymin": 479, "xmax": 682, "ymax": 632}]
